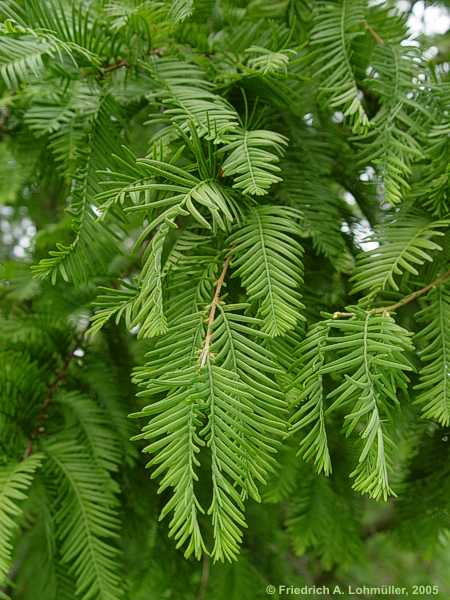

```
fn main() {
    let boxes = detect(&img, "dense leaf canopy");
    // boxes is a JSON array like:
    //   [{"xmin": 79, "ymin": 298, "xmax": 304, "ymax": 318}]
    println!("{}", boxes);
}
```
[{"xmin": 0, "ymin": 0, "xmax": 450, "ymax": 598}]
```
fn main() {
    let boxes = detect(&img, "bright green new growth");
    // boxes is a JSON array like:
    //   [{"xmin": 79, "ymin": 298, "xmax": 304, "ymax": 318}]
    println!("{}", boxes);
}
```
[{"xmin": 1, "ymin": 0, "xmax": 450, "ymax": 597}]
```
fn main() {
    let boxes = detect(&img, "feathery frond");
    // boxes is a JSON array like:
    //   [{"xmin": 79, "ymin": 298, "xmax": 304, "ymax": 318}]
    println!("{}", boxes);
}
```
[
  {"xmin": 131, "ymin": 311, "xmax": 207, "ymax": 559},
  {"xmin": 210, "ymin": 305, "xmax": 287, "ymax": 495},
  {"xmin": 245, "ymin": 46, "xmax": 296, "ymax": 76},
  {"xmin": 415, "ymin": 284, "xmax": 450, "ymax": 426},
  {"xmin": 32, "ymin": 94, "xmax": 123, "ymax": 284},
  {"xmin": 2, "ymin": 0, "xmax": 450, "ymax": 588},
  {"xmin": 0, "ymin": 37, "xmax": 59, "ymax": 88},
  {"xmin": 44, "ymin": 439, "xmax": 124, "ymax": 600},
  {"xmin": 170, "ymin": 0, "xmax": 194, "ymax": 22},
  {"xmin": 228, "ymin": 206, "xmax": 304, "ymax": 336},
  {"xmin": 219, "ymin": 128, "xmax": 288, "ymax": 196},
  {"xmin": 351, "ymin": 211, "xmax": 449, "ymax": 295},
  {"xmin": 56, "ymin": 391, "xmax": 121, "ymax": 474},
  {"xmin": 119, "ymin": 154, "xmax": 240, "ymax": 238},
  {"xmin": 150, "ymin": 58, "xmax": 239, "ymax": 141},
  {"xmin": 0, "ymin": 455, "xmax": 42, "ymax": 584},
  {"xmin": 88, "ymin": 284, "xmax": 138, "ymax": 337},
  {"xmin": 132, "ymin": 223, "xmax": 169, "ymax": 338},
  {"xmin": 132, "ymin": 291, "xmax": 288, "ymax": 561},
  {"xmin": 309, "ymin": 0, "xmax": 369, "ymax": 132},
  {"xmin": 286, "ymin": 462, "xmax": 362, "ymax": 568},
  {"xmin": 358, "ymin": 45, "xmax": 425, "ymax": 205},
  {"xmin": 322, "ymin": 312, "xmax": 414, "ymax": 499},
  {"xmin": 290, "ymin": 322, "xmax": 332, "ymax": 476},
  {"xmin": 281, "ymin": 141, "xmax": 352, "ymax": 269}
]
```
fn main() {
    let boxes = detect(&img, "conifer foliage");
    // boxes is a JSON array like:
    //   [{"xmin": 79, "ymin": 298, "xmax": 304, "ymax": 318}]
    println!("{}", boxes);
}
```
[{"xmin": 1, "ymin": 0, "xmax": 450, "ymax": 598}]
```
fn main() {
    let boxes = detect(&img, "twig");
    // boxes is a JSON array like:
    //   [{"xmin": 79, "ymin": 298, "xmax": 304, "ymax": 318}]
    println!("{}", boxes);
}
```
[
  {"xmin": 199, "ymin": 255, "xmax": 231, "ymax": 367},
  {"xmin": 24, "ymin": 331, "xmax": 86, "ymax": 457},
  {"xmin": 371, "ymin": 268, "xmax": 450, "ymax": 313},
  {"xmin": 101, "ymin": 59, "xmax": 129, "ymax": 75},
  {"xmin": 362, "ymin": 20, "xmax": 385, "ymax": 45},
  {"xmin": 198, "ymin": 554, "xmax": 210, "ymax": 600},
  {"xmin": 332, "ymin": 311, "xmax": 355, "ymax": 319},
  {"xmin": 333, "ymin": 268, "xmax": 450, "ymax": 319}
]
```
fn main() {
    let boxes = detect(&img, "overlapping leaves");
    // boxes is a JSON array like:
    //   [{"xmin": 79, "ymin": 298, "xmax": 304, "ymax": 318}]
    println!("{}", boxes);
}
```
[{"xmin": 132, "ymin": 298, "xmax": 286, "ymax": 561}]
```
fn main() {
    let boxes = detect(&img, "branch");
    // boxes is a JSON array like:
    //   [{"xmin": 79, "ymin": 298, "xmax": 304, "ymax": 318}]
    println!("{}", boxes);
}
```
[
  {"xmin": 362, "ymin": 20, "xmax": 385, "ymax": 45},
  {"xmin": 96, "ymin": 59, "xmax": 129, "ymax": 81},
  {"xmin": 24, "ymin": 330, "xmax": 86, "ymax": 457},
  {"xmin": 198, "ymin": 555, "xmax": 210, "ymax": 600},
  {"xmin": 102, "ymin": 59, "xmax": 129, "ymax": 74},
  {"xmin": 199, "ymin": 255, "xmax": 231, "ymax": 368},
  {"xmin": 333, "ymin": 268, "xmax": 450, "ymax": 319}
]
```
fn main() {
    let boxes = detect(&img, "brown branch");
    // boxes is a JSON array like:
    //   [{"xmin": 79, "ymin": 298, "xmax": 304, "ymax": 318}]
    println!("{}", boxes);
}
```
[
  {"xmin": 198, "ymin": 554, "xmax": 210, "ymax": 600},
  {"xmin": 199, "ymin": 255, "xmax": 231, "ymax": 368},
  {"xmin": 24, "ymin": 332, "xmax": 86, "ymax": 457},
  {"xmin": 370, "ymin": 268, "xmax": 450, "ymax": 313},
  {"xmin": 362, "ymin": 20, "xmax": 385, "ymax": 45},
  {"xmin": 102, "ymin": 59, "xmax": 129, "ymax": 74},
  {"xmin": 333, "ymin": 268, "xmax": 450, "ymax": 320}
]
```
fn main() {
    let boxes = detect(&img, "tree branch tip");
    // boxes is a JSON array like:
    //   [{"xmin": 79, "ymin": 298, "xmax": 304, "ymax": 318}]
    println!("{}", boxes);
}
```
[{"xmin": 362, "ymin": 20, "xmax": 385, "ymax": 45}]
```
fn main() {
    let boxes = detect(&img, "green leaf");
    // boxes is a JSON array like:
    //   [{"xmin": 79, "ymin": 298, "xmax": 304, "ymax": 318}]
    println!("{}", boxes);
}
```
[
  {"xmin": 286, "ymin": 462, "xmax": 362, "ymax": 568},
  {"xmin": 290, "ymin": 322, "xmax": 332, "ymax": 476},
  {"xmin": 211, "ymin": 305, "xmax": 287, "ymax": 497},
  {"xmin": 132, "ymin": 223, "xmax": 169, "ymax": 338},
  {"xmin": 415, "ymin": 284, "xmax": 450, "ymax": 426},
  {"xmin": 358, "ymin": 45, "xmax": 425, "ymax": 205},
  {"xmin": 132, "ymin": 313, "xmax": 207, "ymax": 559},
  {"xmin": 229, "ymin": 205, "xmax": 304, "ymax": 336},
  {"xmin": 245, "ymin": 46, "xmax": 296, "ymax": 76},
  {"xmin": 133, "ymin": 303, "xmax": 288, "ymax": 561},
  {"xmin": 308, "ymin": 0, "xmax": 369, "ymax": 133},
  {"xmin": 56, "ymin": 391, "xmax": 122, "ymax": 474},
  {"xmin": 203, "ymin": 362, "xmax": 251, "ymax": 562},
  {"xmin": 0, "ymin": 454, "xmax": 42, "ymax": 584},
  {"xmin": 322, "ymin": 311, "xmax": 414, "ymax": 500},
  {"xmin": 126, "ymin": 157, "xmax": 240, "ymax": 235},
  {"xmin": 149, "ymin": 58, "xmax": 239, "ymax": 141},
  {"xmin": 219, "ymin": 128, "xmax": 288, "ymax": 196},
  {"xmin": 32, "ymin": 95, "xmax": 123, "ymax": 284},
  {"xmin": 351, "ymin": 211, "xmax": 449, "ymax": 295},
  {"xmin": 170, "ymin": 0, "xmax": 194, "ymax": 22},
  {"xmin": 44, "ymin": 439, "xmax": 124, "ymax": 600},
  {"xmin": 88, "ymin": 284, "xmax": 138, "ymax": 337},
  {"xmin": 0, "ymin": 36, "xmax": 57, "ymax": 87}
]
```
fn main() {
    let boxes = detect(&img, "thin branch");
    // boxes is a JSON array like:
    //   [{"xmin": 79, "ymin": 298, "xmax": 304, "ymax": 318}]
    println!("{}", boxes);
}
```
[
  {"xmin": 362, "ymin": 20, "xmax": 385, "ymax": 45},
  {"xmin": 332, "ymin": 311, "xmax": 355, "ymax": 319},
  {"xmin": 24, "ymin": 330, "xmax": 86, "ymax": 457},
  {"xmin": 199, "ymin": 255, "xmax": 231, "ymax": 367},
  {"xmin": 102, "ymin": 58, "xmax": 129, "ymax": 74},
  {"xmin": 333, "ymin": 268, "xmax": 450, "ymax": 319},
  {"xmin": 198, "ymin": 554, "xmax": 210, "ymax": 600},
  {"xmin": 371, "ymin": 268, "xmax": 450, "ymax": 314}
]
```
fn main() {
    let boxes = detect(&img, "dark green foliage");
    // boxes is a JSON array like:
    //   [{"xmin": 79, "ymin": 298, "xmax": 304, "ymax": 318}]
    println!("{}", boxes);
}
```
[{"xmin": 1, "ymin": 0, "xmax": 450, "ymax": 598}]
